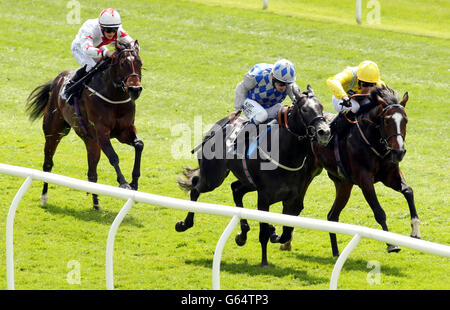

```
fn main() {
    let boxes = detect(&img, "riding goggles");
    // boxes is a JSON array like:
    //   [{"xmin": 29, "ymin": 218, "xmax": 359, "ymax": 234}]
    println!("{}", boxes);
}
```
[
  {"xmin": 360, "ymin": 81, "xmax": 376, "ymax": 87},
  {"xmin": 102, "ymin": 27, "xmax": 119, "ymax": 33}
]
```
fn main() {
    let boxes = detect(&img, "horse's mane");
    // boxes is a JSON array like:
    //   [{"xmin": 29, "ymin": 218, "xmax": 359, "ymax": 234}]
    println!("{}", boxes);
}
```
[
  {"xmin": 116, "ymin": 41, "xmax": 133, "ymax": 50},
  {"xmin": 358, "ymin": 86, "xmax": 399, "ymax": 116},
  {"xmin": 369, "ymin": 86, "xmax": 398, "ymax": 105}
]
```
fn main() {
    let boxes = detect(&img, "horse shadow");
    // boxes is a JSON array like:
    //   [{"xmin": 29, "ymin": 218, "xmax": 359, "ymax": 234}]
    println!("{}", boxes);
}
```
[
  {"xmin": 293, "ymin": 252, "xmax": 407, "ymax": 277},
  {"xmin": 185, "ymin": 258, "xmax": 329, "ymax": 286},
  {"xmin": 39, "ymin": 203, "xmax": 144, "ymax": 228}
]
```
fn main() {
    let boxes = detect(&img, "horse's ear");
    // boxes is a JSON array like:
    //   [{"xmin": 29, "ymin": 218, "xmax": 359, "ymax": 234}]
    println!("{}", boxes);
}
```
[
  {"xmin": 306, "ymin": 84, "xmax": 315, "ymax": 96},
  {"xmin": 400, "ymin": 92, "xmax": 408, "ymax": 107},
  {"xmin": 134, "ymin": 40, "xmax": 140, "ymax": 53}
]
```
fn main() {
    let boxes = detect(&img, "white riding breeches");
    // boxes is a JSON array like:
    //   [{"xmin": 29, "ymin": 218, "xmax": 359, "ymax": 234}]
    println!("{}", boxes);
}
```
[
  {"xmin": 332, "ymin": 96, "xmax": 360, "ymax": 114},
  {"xmin": 71, "ymin": 42, "xmax": 98, "ymax": 71},
  {"xmin": 242, "ymin": 99, "xmax": 281, "ymax": 125}
]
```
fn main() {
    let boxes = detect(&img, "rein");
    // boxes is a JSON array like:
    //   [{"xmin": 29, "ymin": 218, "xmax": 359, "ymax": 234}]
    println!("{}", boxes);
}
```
[{"xmin": 85, "ymin": 85, "xmax": 131, "ymax": 104}]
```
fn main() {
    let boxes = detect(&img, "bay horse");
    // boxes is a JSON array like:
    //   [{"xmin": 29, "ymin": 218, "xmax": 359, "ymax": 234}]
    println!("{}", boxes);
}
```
[
  {"xmin": 26, "ymin": 41, "xmax": 143, "ymax": 210},
  {"xmin": 176, "ymin": 85, "xmax": 331, "ymax": 266},
  {"xmin": 304, "ymin": 86, "xmax": 420, "ymax": 256}
]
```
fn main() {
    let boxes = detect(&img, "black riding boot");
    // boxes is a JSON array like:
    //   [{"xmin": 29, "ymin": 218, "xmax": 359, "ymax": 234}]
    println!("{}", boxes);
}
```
[{"xmin": 61, "ymin": 65, "xmax": 88, "ymax": 104}]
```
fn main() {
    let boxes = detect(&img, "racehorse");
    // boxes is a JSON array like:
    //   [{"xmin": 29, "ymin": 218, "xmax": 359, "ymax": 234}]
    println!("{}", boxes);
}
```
[
  {"xmin": 176, "ymin": 85, "xmax": 331, "ymax": 266},
  {"xmin": 305, "ymin": 86, "xmax": 420, "ymax": 256},
  {"xmin": 26, "ymin": 41, "xmax": 143, "ymax": 210}
]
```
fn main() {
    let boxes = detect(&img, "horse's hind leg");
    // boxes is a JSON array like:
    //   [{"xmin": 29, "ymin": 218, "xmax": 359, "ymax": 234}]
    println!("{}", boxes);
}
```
[
  {"xmin": 232, "ymin": 180, "xmax": 255, "ymax": 246},
  {"xmin": 175, "ymin": 185, "xmax": 200, "ymax": 232},
  {"xmin": 84, "ymin": 138, "xmax": 101, "ymax": 210},
  {"xmin": 41, "ymin": 113, "xmax": 71, "ymax": 204},
  {"xmin": 176, "ymin": 160, "xmax": 229, "ymax": 232},
  {"xmin": 327, "ymin": 179, "xmax": 353, "ymax": 257}
]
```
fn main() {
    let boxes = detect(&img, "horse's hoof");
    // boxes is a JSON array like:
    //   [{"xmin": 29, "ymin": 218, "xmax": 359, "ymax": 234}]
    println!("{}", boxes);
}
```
[
  {"xmin": 175, "ymin": 221, "xmax": 190, "ymax": 232},
  {"xmin": 120, "ymin": 183, "xmax": 132, "ymax": 190},
  {"xmin": 130, "ymin": 182, "xmax": 138, "ymax": 191},
  {"xmin": 260, "ymin": 261, "xmax": 269, "ymax": 268},
  {"xmin": 387, "ymin": 244, "xmax": 401, "ymax": 253},
  {"xmin": 279, "ymin": 242, "xmax": 292, "ymax": 251},
  {"xmin": 235, "ymin": 233, "xmax": 247, "ymax": 246},
  {"xmin": 270, "ymin": 233, "xmax": 280, "ymax": 243},
  {"xmin": 93, "ymin": 204, "xmax": 101, "ymax": 211},
  {"xmin": 40, "ymin": 193, "xmax": 49, "ymax": 205},
  {"xmin": 410, "ymin": 234, "xmax": 421, "ymax": 239}
]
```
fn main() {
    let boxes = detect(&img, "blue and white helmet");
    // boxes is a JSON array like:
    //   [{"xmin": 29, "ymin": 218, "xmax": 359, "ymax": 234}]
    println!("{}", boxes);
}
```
[{"xmin": 272, "ymin": 59, "xmax": 296, "ymax": 84}]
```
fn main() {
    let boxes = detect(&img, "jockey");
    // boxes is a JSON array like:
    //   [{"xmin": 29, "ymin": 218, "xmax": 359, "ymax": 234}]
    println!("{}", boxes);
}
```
[
  {"xmin": 61, "ymin": 8, "xmax": 137, "ymax": 103},
  {"xmin": 326, "ymin": 60, "xmax": 386, "ymax": 134},
  {"xmin": 234, "ymin": 59, "xmax": 300, "ymax": 125}
]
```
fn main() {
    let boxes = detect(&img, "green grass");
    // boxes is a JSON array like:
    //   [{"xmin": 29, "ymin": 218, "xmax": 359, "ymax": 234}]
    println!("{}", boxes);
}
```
[{"xmin": 0, "ymin": 0, "xmax": 449, "ymax": 290}]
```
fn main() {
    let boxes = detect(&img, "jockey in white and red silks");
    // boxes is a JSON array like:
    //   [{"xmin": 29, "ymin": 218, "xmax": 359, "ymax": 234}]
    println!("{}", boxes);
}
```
[{"xmin": 61, "ymin": 8, "xmax": 138, "ymax": 103}]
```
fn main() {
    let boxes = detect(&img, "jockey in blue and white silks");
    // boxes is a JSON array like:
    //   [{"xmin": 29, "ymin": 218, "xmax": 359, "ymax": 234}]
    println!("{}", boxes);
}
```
[{"xmin": 234, "ymin": 59, "xmax": 300, "ymax": 125}]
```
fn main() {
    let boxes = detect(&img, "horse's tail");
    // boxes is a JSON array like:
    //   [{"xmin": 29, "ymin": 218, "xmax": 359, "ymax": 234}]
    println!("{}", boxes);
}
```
[
  {"xmin": 26, "ymin": 81, "xmax": 52, "ymax": 122},
  {"xmin": 177, "ymin": 167, "xmax": 200, "ymax": 192}
]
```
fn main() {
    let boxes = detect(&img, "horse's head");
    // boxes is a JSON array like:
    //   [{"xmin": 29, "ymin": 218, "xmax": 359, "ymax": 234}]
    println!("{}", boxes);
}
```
[
  {"xmin": 369, "ymin": 86, "xmax": 409, "ymax": 163},
  {"xmin": 293, "ymin": 85, "xmax": 331, "ymax": 145},
  {"xmin": 110, "ymin": 40, "xmax": 143, "ymax": 100}
]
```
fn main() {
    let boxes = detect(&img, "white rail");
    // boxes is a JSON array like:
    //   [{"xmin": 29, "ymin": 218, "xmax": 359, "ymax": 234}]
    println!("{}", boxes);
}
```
[{"xmin": 1, "ymin": 163, "xmax": 449, "ymax": 290}]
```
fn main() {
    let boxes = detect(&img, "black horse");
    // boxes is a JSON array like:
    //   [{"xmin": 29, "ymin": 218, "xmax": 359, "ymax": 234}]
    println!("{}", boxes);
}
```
[
  {"xmin": 300, "ymin": 86, "xmax": 420, "ymax": 257},
  {"xmin": 26, "ymin": 41, "xmax": 143, "ymax": 210},
  {"xmin": 176, "ymin": 85, "xmax": 331, "ymax": 266}
]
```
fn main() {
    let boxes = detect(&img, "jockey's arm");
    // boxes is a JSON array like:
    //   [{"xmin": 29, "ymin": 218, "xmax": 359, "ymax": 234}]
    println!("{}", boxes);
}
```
[
  {"xmin": 326, "ymin": 67, "xmax": 355, "ymax": 100},
  {"xmin": 79, "ymin": 29, "xmax": 105, "ymax": 59},
  {"xmin": 234, "ymin": 72, "xmax": 257, "ymax": 110}
]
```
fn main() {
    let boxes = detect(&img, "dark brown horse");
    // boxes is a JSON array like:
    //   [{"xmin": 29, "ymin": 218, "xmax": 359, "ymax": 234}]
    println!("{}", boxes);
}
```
[
  {"xmin": 302, "ymin": 86, "xmax": 420, "ymax": 256},
  {"xmin": 26, "ymin": 41, "xmax": 143, "ymax": 210}
]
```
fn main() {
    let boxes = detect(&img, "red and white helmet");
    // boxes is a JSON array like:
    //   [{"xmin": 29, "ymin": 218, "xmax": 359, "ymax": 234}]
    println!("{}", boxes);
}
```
[{"xmin": 99, "ymin": 8, "xmax": 121, "ymax": 27}]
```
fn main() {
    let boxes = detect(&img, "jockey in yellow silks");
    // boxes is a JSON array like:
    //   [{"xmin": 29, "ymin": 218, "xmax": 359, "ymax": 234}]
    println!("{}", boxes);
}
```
[{"xmin": 326, "ymin": 60, "xmax": 386, "ymax": 136}]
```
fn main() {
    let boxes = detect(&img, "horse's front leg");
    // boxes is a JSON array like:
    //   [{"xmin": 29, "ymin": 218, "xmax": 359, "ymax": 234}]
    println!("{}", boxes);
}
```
[
  {"xmin": 130, "ymin": 135, "xmax": 144, "ymax": 190},
  {"xmin": 118, "ymin": 127, "xmax": 144, "ymax": 190},
  {"xmin": 359, "ymin": 172, "xmax": 400, "ymax": 253},
  {"xmin": 381, "ymin": 167, "xmax": 420, "ymax": 239},
  {"xmin": 231, "ymin": 181, "xmax": 255, "ymax": 246},
  {"xmin": 257, "ymin": 193, "xmax": 273, "ymax": 267},
  {"xmin": 271, "ymin": 196, "xmax": 305, "ymax": 251},
  {"xmin": 97, "ymin": 128, "xmax": 130, "ymax": 189}
]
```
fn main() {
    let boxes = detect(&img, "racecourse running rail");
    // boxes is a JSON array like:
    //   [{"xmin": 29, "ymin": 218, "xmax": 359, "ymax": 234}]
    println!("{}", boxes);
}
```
[{"xmin": 1, "ymin": 163, "xmax": 449, "ymax": 290}]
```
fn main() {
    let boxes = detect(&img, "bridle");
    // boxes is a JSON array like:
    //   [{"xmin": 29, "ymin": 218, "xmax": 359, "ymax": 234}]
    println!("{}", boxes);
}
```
[
  {"xmin": 109, "ymin": 48, "xmax": 141, "ymax": 92},
  {"xmin": 288, "ymin": 96, "xmax": 325, "ymax": 140},
  {"xmin": 356, "ymin": 102, "xmax": 406, "ymax": 158},
  {"xmin": 376, "ymin": 103, "xmax": 406, "ymax": 153}
]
